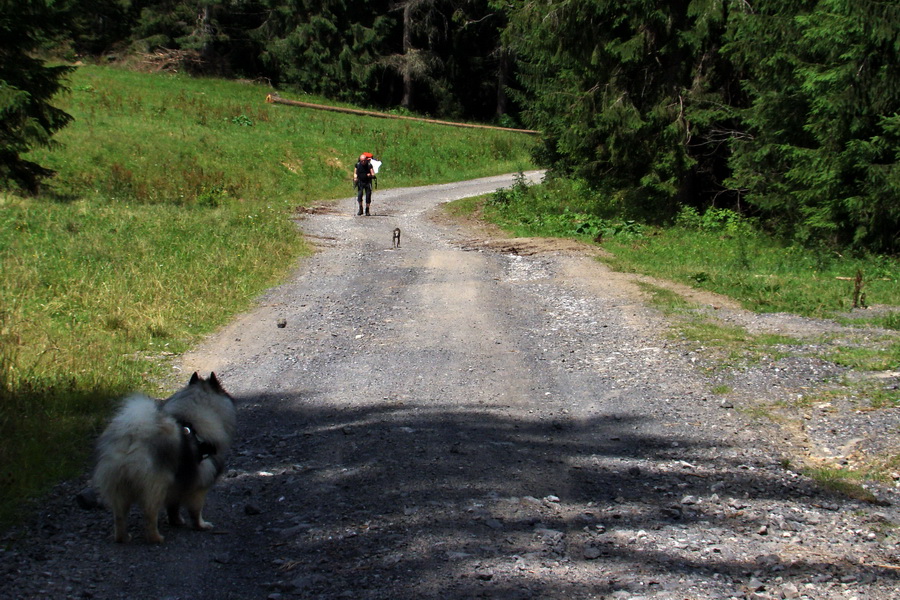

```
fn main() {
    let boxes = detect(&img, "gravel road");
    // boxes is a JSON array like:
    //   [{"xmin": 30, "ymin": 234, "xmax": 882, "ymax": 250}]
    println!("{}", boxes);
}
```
[{"xmin": 3, "ymin": 172, "xmax": 899, "ymax": 600}]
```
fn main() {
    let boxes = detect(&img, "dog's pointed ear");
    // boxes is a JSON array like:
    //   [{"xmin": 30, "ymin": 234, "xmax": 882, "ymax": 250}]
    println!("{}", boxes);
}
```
[
  {"xmin": 189, "ymin": 371, "xmax": 201, "ymax": 385},
  {"xmin": 208, "ymin": 372, "xmax": 225, "ymax": 393}
]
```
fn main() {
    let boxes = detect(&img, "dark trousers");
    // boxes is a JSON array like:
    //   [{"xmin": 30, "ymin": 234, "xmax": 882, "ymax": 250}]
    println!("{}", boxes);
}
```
[{"xmin": 356, "ymin": 181, "xmax": 372, "ymax": 205}]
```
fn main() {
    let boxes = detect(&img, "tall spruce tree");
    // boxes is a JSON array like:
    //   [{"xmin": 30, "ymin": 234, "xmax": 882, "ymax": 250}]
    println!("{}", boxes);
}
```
[
  {"xmin": 0, "ymin": 0, "xmax": 74, "ymax": 192},
  {"xmin": 381, "ymin": 0, "xmax": 501, "ymax": 116},
  {"xmin": 440, "ymin": 0, "xmax": 514, "ymax": 119},
  {"xmin": 505, "ymin": 0, "xmax": 732, "ymax": 218},
  {"xmin": 253, "ymin": 0, "xmax": 395, "ymax": 103},
  {"xmin": 67, "ymin": 0, "xmax": 133, "ymax": 55},
  {"xmin": 724, "ymin": 0, "xmax": 900, "ymax": 252}
]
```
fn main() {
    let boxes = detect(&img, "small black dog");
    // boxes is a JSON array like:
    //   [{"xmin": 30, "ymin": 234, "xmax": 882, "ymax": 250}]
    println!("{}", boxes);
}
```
[{"xmin": 392, "ymin": 227, "xmax": 401, "ymax": 249}]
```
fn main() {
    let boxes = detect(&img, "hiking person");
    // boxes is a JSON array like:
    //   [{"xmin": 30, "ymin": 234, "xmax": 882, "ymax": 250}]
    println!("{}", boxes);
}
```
[{"xmin": 353, "ymin": 152, "xmax": 376, "ymax": 215}]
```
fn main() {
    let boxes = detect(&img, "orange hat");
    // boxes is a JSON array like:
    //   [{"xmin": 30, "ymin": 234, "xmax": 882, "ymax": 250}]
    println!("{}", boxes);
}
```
[{"xmin": 362, "ymin": 152, "xmax": 373, "ymax": 158}]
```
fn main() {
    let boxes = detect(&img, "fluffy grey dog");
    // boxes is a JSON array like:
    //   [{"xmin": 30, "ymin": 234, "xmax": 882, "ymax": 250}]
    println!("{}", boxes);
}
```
[{"xmin": 93, "ymin": 372, "xmax": 236, "ymax": 543}]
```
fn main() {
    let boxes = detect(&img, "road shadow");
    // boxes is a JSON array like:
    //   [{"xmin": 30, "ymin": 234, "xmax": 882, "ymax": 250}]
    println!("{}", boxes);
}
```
[
  {"xmin": 200, "ymin": 389, "xmax": 898, "ymax": 599},
  {"xmin": 8, "ymin": 386, "xmax": 893, "ymax": 599}
]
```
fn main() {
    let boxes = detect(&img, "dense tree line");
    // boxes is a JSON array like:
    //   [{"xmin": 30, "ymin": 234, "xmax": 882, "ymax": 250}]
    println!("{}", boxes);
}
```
[
  {"xmin": 59, "ymin": 0, "xmax": 512, "ymax": 120},
  {"xmin": 507, "ymin": 0, "xmax": 899, "ymax": 252},
  {"xmin": 3, "ymin": 0, "xmax": 898, "ymax": 252}
]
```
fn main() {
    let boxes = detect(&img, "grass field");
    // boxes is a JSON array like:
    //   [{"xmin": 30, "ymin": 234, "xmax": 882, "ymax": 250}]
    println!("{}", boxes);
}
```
[{"xmin": 0, "ymin": 65, "xmax": 536, "ymax": 526}]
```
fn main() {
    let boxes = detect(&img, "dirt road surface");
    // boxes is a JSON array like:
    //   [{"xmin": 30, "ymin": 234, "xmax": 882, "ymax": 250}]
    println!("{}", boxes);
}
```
[{"xmin": 3, "ymin": 173, "xmax": 899, "ymax": 599}]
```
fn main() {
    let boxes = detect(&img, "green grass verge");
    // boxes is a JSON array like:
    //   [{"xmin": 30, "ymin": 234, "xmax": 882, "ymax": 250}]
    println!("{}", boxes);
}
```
[
  {"xmin": 802, "ymin": 466, "xmax": 887, "ymax": 505},
  {"xmin": 479, "ymin": 176, "xmax": 899, "ymax": 319},
  {"xmin": 631, "ymin": 280, "xmax": 799, "ymax": 370},
  {"xmin": 0, "ymin": 64, "xmax": 536, "ymax": 527},
  {"xmin": 601, "ymin": 229, "xmax": 899, "ymax": 319}
]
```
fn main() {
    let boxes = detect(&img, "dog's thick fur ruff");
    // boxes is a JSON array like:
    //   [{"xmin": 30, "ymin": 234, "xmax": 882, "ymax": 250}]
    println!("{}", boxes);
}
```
[{"xmin": 93, "ymin": 372, "xmax": 235, "ymax": 543}]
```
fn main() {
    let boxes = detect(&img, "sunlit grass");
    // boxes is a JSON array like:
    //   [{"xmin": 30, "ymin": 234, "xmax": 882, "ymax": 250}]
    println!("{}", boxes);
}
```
[
  {"xmin": 477, "ymin": 176, "xmax": 898, "ymax": 318},
  {"xmin": 803, "ymin": 466, "xmax": 885, "ymax": 504},
  {"xmin": 600, "ymin": 229, "xmax": 899, "ymax": 318}
]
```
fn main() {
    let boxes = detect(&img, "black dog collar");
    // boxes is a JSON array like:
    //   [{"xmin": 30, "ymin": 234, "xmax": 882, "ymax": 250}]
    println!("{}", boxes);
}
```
[{"xmin": 180, "ymin": 422, "xmax": 213, "ymax": 462}]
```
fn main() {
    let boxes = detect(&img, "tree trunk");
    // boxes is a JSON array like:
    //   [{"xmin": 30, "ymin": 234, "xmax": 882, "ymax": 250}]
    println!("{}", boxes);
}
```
[
  {"xmin": 401, "ymin": 3, "xmax": 413, "ymax": 109},
  {"xmin": 496, "ymin": 45, "xmax": 509, "ymax": 117},
  {"xmin": 199, "ymin": 4, "xmax": 214, "ymax": 61}
]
